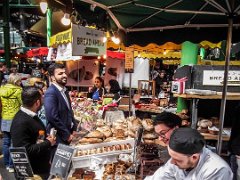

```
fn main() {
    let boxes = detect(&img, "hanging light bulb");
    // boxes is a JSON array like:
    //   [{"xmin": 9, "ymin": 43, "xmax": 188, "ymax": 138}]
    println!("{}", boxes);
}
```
[
  {"xmin": 61, "ymin": 13, "xmax": 71, "ymax": 26},
  {"xmin": 40, "ymin": 1, "xmax": 48, "ymax": 14},
  {"xmin": 163, "ymin": 49, "xmax": 167, "ymax": 55},
  {"xmin": 111, "ymin": 31, "xmax": 120, "ymax": 44},
  {"xmin": 102, "ymin": 36, "xmax": 107, "ymax": 43}
]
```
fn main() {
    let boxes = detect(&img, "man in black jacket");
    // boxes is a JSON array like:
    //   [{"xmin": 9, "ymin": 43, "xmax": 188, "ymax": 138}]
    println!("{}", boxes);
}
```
[{"xmin": 10, "ymin": 86, "xmax": 56, "ymax": 179}]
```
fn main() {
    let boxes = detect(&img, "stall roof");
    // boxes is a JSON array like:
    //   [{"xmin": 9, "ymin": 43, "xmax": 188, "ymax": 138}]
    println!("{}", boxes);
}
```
[{"xmin": 28, "ymin": 0, "xmax": 240, "ymax": 45}]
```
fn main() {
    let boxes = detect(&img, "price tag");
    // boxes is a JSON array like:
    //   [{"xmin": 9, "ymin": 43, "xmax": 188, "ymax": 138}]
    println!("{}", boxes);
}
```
[{"xmin": 10, "ymin": 147, "xmax": 34, "ymax": 178}]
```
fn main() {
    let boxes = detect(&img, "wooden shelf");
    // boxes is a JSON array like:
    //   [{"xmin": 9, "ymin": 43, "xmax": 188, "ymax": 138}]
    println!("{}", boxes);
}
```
[
  {"xmin": 174, "ymin": 93, "xmax": 240, "ymax": 100},
  {"xmin": 201, "ymin": 133, "xmax": 230, "ymax": 141}
]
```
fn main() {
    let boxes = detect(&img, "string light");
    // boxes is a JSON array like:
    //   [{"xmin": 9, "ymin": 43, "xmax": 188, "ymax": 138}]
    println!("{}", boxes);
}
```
[{"xmin": 40, "ymin": 1, "xmax": 48, "ymax": 14}]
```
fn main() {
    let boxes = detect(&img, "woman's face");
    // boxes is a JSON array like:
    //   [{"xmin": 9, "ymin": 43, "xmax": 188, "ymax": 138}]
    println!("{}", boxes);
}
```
[{"xmin": 95, "ymin": 78, "xmax": 102, "ymax": 88}]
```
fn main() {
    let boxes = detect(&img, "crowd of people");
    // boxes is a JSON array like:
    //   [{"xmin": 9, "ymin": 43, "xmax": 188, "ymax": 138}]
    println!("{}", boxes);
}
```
[{"xmin": 0, "ymin": 62, "xmax": 239, "ymax": 180}]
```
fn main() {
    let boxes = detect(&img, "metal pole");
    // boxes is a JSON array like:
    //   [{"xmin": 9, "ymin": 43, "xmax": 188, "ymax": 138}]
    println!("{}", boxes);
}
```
[
  {"xmin": 217, "ymin": 17, "xmax": 233, "ymax": 155},
  {"xmin": 3, "ymin": 0, "xmax": 10, "ymax": 68},
  {"xmin": 129, "ymin": 73, "xmax": 132, "ymax": 117},
  {"xmin": 47, "ymin": 8, "xmax": 52, "ymax": 47}
]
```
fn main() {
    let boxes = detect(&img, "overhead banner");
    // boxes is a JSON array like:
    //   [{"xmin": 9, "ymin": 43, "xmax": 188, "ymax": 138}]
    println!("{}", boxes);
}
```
[
  {"xmin": 50, "ymin": 28, "xmax": 72, "ymax": 47},
  {"xmin": 72, "ymin": 25, "xmax": 106, "ymax": 56},
  {"xmin": 66, "ymin": 59, "xmax": 99, "ymax": 87}
]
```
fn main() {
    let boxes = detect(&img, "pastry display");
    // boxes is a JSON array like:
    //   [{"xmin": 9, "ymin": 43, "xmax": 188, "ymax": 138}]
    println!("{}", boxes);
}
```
[{"xmin": 75, "ymin": 143, "xmax": 132, "ymax": 157}]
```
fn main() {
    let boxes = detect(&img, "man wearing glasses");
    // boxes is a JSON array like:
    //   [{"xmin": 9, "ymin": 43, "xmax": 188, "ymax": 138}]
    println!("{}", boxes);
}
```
[
  {"xmin": 145, "ymin": 128, "xmax": 233, "ymax": 180},
  {"xmin": 154, "ymin": 112, "xmax": 182, "ymax": 146},
  {"xmin": 152, "ymin": 112, "xmax": 182, "ymax": 164}
]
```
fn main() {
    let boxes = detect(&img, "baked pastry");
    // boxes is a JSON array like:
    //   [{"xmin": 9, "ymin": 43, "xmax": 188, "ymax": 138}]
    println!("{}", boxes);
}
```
[
  {"xmin": 85, "ymin": 130, "xmax": 105, "ymax": 139},
  {"xmin": 142, "ymin": 119, "xmax": 154, "ymax": 131},
  {"xmin": 128, "ymin": 130, "xmax": 137, "ymax": 138},
  {"xmin": 144, "ymin": 139, "xmax": 155, "ymax": 144},
  {"xmin": 143, "ymin": 132, "xmax": 158, "ymax": 139},
  {"xmin": 113, "ymin": 129, "xmax": 126, "ymax": 138},
  {"xmin": 130, "ymin": 118, "xmax": 142, "ymax": 131},
  {"xmin": 97, "ymin": 126, "xmax": 112, "ymax": 138},
  {"xmin": 78, "ymin": 137, "xmax": 103, "ymax": 144}
]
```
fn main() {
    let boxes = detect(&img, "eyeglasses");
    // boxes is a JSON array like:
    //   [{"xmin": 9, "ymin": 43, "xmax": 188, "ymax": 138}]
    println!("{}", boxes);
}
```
[{"xmin": 156, "ymin": 128, "xmax": 172, "ymax": 139}]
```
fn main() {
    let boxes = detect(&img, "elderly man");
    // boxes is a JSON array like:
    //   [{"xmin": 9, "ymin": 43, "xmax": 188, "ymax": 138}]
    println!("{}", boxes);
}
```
[{"xmin": 145, "ymin": 128, "xmax": 233, "ymax": 180}]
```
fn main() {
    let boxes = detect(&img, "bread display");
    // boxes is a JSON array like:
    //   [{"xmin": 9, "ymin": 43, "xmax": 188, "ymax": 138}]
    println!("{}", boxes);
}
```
[{"xmin": 75, "ymin": 143, "xmax": 132, "ymax": 157}]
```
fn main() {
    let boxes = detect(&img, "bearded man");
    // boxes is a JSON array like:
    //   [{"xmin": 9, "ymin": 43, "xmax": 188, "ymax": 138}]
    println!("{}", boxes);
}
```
[{"xmin": 44, "ymin": 63, "xmax": 77, "ymax": 145}]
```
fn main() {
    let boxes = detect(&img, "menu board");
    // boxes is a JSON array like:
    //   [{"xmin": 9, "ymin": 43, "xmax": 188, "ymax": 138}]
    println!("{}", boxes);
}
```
[
  {"xmin": 10, "ymin": 147, "xmax": 34, "ymax": 178},
  {"xmin": 125, "ymin": 47, "xmax": 134, "ymax": 73},
  {"xmin": 50, "ymin": 144, "xmax": 75, "ymax": 179}
]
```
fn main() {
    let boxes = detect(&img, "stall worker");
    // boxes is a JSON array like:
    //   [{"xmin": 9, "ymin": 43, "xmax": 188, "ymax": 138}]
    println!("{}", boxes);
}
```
[
  {"xmin": 109, "ymin": 79, "xmax": 121, "ymax": 103},
  {"xmin": 153, "ymin": 111, "xmax": 182, "ymax": 163},
  {"xmin": 145, "ymin": 128, "xmax": 233, "ymax": 180},
  {"xmin": 11, "ymin": 86, "xmax": 56, "ymax": 179},
  {"xmin": 0, "ymin": 73, "xmax": 22, "ymax": 173},
  {"xmin": 88, "ymin": 76, "xmax": 106, "ymax": 101}
]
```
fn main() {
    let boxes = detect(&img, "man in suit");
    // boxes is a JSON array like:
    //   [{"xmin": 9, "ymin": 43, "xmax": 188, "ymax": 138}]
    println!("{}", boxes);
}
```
[
  {"xmin": 11, "ymin": 86, "xmax": 56, "ymax": 179},
  {"xmin": 44, "ymin": 63, "xmax": 77, "ymax": 145}
]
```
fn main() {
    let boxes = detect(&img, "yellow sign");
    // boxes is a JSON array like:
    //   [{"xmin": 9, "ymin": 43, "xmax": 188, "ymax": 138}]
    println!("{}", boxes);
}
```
[
  {"xmin": 50, "ymin": 28, "xmax": 72, "ymax": 47},
  {"xmin": 125, "ymin": 47, "xmax": 134, "ymax": 73}
]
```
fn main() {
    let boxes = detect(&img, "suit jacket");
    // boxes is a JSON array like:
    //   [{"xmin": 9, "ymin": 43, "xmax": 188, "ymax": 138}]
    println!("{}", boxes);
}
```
[
  {"xmin": 10, "ymin": 110, "xmax": 52, "ymax": 175},
  {"xmin": 44, "ymin": 84, "xmax": 77, "ymax": 144}
]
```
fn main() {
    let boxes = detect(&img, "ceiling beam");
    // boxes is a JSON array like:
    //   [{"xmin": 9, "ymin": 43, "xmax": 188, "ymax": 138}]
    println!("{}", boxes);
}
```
[
  {"xmin": 225, "ymin": 0, "xmax": 232, "ymax": 12},
  {"xmin": 130, "ymin": 0, "xmax": 183, "ymax": 28},
  {"xmin": 233, "ymin": 4, "xmax": 240, "ymax": 13},
  {"xmin": 108, "ymin": 1, "xmax": 136, "ymax": 9},
  {"xmin": 135, "ymin": 3, "xmax": 225, "ymax": 15},
  {"xmin": 79, "ymin": 0, "xmax": 126, "ymax": 32},
  {"xmin": 0, "ymin": 4, "xmax": 39, "ymax": 8},
  {"xmin": 204, "ymin": 0, "xmax": 228, "ymax": 13},
  {"xmin": 185, "ymin": 2, "xmax": 208, "ymax": 25},
  {"xmin": 127, "ymin": 23, "xmax": 240, "ymax": 32}
]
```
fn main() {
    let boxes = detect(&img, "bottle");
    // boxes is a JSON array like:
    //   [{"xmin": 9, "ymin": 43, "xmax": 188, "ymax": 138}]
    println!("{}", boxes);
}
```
[{"xmin": 37, "ymin": 130, "xmax": 45, "ymax": 144}]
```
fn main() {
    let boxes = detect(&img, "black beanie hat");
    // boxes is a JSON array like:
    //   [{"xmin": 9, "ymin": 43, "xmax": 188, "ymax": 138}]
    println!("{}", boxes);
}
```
[{"xmin": 169, "ymin": 128, "xmax": 205, "ymax": 155}]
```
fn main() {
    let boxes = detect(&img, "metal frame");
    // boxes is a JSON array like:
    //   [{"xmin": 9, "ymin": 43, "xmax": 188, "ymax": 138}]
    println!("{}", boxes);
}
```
[
  {"xmin": 127, "ymin": 23, "xmax": 240, "ymax": 32},
  {"xmin": 130, "ymin": 0, "xmax": 183, "ymax": 28}
]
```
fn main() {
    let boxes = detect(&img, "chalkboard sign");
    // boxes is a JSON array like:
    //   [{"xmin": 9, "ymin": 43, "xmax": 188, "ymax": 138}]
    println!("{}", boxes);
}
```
[
  {"xmin": 10, "ymin": 147, "xmax": 34, "ymax": 178},
  {"xmin": 50, "ymin": 144, "xmax": 75, "ymax": 179}
]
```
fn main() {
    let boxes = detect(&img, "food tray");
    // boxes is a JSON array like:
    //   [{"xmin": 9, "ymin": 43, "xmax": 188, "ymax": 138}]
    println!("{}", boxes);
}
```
[{"xmin": 72, "ymin": 138, "xmax": 134, "ymax": 168}]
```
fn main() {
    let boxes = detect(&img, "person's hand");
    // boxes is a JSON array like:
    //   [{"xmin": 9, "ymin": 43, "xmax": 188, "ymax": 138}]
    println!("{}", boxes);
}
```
[
  {"xmin": 46, "ymin": 135, "xmax": 56, "ymax": 146},
  {"xmin": 67, "ymin": 134, "xmax": 74, "ymax": 143},
  {"xmin": 88, "ymin": 87, "xmax": 93, "ymax": 92}
]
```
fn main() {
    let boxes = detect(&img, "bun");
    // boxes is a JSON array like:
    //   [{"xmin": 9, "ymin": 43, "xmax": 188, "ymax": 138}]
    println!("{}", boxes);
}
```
[
  {"xmin": 143, "ymin": 132, "xmax": 158, "ymax": 139},
  {"xmin": 130, "ymin": 118, "xmax": 142, "ymax": 131},
  {"xmin": 142, "ymin": 119, "xmax": 154, "ymax": 131},
  {"xmin": 85, "ymin": 130, "xmax": 105, "ymax": 138},
  {"xmin": 78, "ymin": 137, "xmax": 103, "ymax": 144}
]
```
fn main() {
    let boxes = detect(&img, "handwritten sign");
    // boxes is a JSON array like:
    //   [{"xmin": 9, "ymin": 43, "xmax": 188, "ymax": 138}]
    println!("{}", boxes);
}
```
[
  {"xmin": 125, "ymin": 47, "xmax": 134, "ymax": 73},
  {"xmin": 50, "ymin": 144, "xmax": 75, "ymax": 179},
  {"xmin": 203, "ymin": 70, "xmax": 240, "ymax": 86},
  {"xmin": 10, "ymin": 147, "xmax": 34, "ymax": 178}
]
